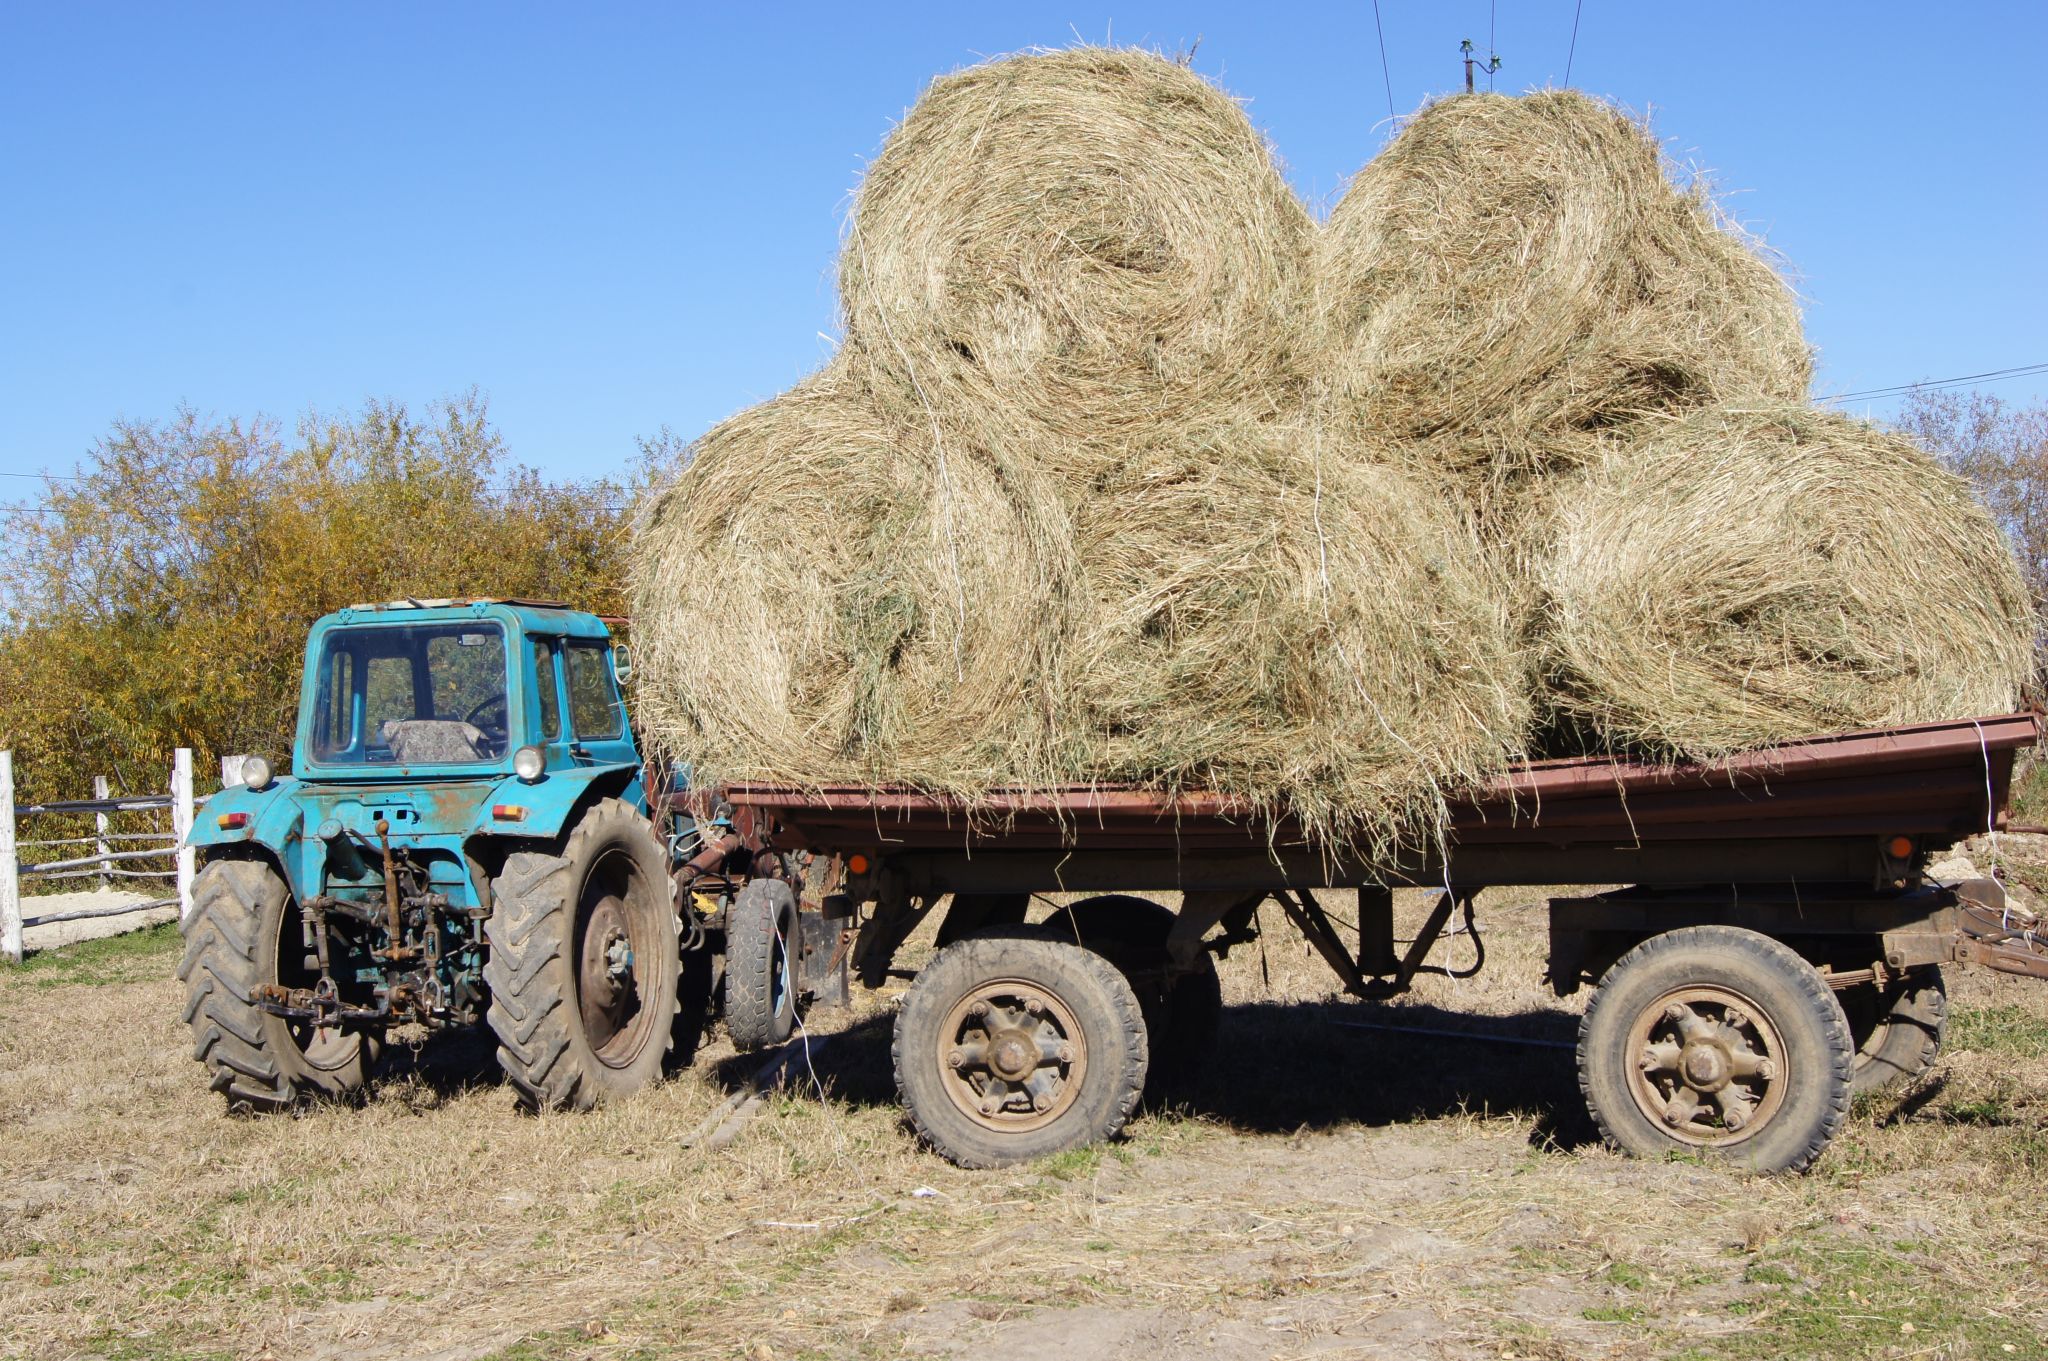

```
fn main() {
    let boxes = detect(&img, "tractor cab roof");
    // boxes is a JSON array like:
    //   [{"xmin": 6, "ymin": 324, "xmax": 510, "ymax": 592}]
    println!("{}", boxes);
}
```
[{"xmin": 322, "ymin": 598, "xmax": 621, "ymax": 639}]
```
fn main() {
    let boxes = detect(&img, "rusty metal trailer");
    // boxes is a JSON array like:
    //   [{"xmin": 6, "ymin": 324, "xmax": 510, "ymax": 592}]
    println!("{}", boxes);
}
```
[{"xmin": 690, "ymin": 712, "xmax": 2048, "ymax": 1172}]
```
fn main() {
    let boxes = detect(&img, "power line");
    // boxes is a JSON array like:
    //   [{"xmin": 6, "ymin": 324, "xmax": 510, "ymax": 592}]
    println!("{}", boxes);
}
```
[
  {"xmin": 1816, "ymin": 362, "xmax": 2048, "ymax": 404},
  {"xmin": 1489, "ymin": 0, "xmax": 1498, "ymax": 90},
  {"xmin": 1369, "ymin": 0, "xmax": 1397, "ymax": 123},
  {"xmin": 1564, "ymin": 0, "xmax": 1583, "ymax": 85}
]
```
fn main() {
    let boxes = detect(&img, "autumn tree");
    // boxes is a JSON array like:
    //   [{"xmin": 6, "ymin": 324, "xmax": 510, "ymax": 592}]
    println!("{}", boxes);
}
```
[{"xmin": 0, "ymin": 394, "xmax": 634, "ymax": 802}]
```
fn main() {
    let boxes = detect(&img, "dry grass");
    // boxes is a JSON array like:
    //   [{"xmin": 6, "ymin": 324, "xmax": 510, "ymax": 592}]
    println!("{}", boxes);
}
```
[
  {"xmin": 1315, "ymin": 90, "xmax": 1812, "ymax": 518},
  {"xmin": 5, "ymin": 907, "xmax": 2046, "ymax": 1360},
  {"xmin": 1526, "ymin": 404, "xmax": 2036, "ymax": 757}
]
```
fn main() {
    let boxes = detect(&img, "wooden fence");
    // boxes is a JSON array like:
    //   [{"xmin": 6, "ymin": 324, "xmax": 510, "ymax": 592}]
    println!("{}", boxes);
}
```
[{"xmin": 0, "ymin": 749, "xmax": 216, "ymax": 964}]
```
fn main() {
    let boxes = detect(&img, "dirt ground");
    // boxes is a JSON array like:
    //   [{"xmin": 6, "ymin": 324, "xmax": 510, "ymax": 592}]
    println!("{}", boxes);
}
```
[{"xmin": 3, "ymin": 868, "xmax": 2046, "ymax": 1361}]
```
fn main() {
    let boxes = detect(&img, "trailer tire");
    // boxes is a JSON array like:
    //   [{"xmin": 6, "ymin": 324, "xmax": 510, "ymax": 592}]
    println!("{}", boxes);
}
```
[
  {"xmin": 1039, "ymin": 895, "xmax": 1221, "ymax": 1091},
  {"xmin": 1578, "ymin": 925, "xmax": 1851, "ymax": 1173},
  {"xmin": 486, "ymin": 799, "xmax": 679, "ymax": 1111},
  {"xmin": 1842, "ymin": 968, "xmax": 1946, "ymax": 1095},
  {"xmin": 725, "ymin": 878, "xmax": 800, "ymax": 1051},
  {"xmin": 894, "ymin": 927, "xmax": 1148, "ymax": 1168},
  {"xmin": 178, "ymin": 858, "xmax": 376, "ymax": 1111}
]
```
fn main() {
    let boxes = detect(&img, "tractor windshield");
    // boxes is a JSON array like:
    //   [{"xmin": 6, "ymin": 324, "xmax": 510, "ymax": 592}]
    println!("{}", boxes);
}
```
[{"xmin": 310, "ymin": 622, "xmax": 510, "ymax": 766}]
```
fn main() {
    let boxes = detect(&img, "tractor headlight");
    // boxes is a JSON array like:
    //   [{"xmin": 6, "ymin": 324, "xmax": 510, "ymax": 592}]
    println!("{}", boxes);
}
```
[
  {"xmin": 242, "ymin": 755, "xmax": 273, "ymax": 791},
  {"xmin": 512, "ymin": 745, "xmax": 546, "ymax": 782}
]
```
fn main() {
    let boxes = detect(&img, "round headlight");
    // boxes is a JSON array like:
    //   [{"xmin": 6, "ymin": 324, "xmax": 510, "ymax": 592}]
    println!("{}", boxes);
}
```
[
  {"xmin": 242, "ymin": 755, "xmax": 273, "ymax": 791},
  {"xmin": 512, "ymin": 745, "xmax": 546, "ymax": 782}
]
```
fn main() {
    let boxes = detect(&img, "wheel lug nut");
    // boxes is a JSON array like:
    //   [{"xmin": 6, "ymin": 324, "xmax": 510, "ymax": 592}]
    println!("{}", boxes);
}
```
[
  {"xmin": 1023, "ymin": 995, "xmax": 1044, "ymax": 1015},
  {"xmin": 1725, "ymin": 1108, "xmax": 1748, "ymax": 1131},
  {"xmin": 1756, "ymin": 1059, "xmax": 1777, "ymax": 1081},
  {"xmin": 1057, "ymin": 1043, "xmax": 1075, "ymax": 1063},
  {"xmin": 979, "ymin": 1099, "xmax": 998, "ymax": 1116},
  {"xmin": 1664, "ymin": 1003, "xmax": 1686, "ymax": 1022},
  {"xmin": 1663, "ymin": 1106, "xmax": 1685, "ymax": 1126},
  {"xmin": 967, "ymin": 1001, "xmax": 989, "ymax": 1018},
  {"xmin": 1033, "ymin": 1092, "xmax": 1053, "ymax": 1111},
  {"xmin": 1639, "ymin": 1048, "xmax": 1657, "ymax": 1069},
  {"xmin": 947, "ymin": 1049, "xmax": 967, "ymax": 1069},
  {"xmin": 1725, "ymin": 1009, "xmax": 1749, "ymax": 1031}
]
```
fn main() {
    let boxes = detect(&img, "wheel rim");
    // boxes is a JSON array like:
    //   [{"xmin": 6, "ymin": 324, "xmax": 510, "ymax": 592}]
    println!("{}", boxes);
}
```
[
  {"xmin": 575, "ymin": 847, "xmax": 658, "ymax": 1068},
  {"xmin": 1624, "ymin": 984, "xmax": 1787, "ymax": 1147},
  {"xmin": 937, "ymin": 977, "xmax": 1087, "ymax": 1134}
]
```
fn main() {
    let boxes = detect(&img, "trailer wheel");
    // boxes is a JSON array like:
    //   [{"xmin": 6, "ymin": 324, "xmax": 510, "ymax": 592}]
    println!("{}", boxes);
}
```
[
  {"xmin": 1578, "ymin": 925, "xmax": 1851, "ymax": 1173},
  {"xmin": 1039, "ymin": 895, "xmax": 1222, "ymax": 1089},
  {"xmin": 724, "ymin": 878, "xmax": 800, "ymax": 1051},
  {"xmin": 1842, "ymin": 968, "xmax": 1947, "ymax": 1095},
  {"xmin": 485, "ymin": 799, "xmax": 679, "ymax": 1111},
  {"xmin": 178, "ymin": 858, "xmax": 377, "ymax": 1111},
  {"xmin": 893, "ymin": 927, "xmax": 1148, "ymax": 1168}
]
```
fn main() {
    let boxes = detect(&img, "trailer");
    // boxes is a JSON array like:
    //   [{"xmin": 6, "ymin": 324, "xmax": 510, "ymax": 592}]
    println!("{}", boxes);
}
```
[{"xmin": 700, "ymin": 711, "xmax": 2048, "ymax": 1173}]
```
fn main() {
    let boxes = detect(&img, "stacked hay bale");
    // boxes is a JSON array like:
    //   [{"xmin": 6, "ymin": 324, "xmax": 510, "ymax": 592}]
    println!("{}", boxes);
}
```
[
  {"xmin": 633, "ymin": 47, "xmax": 1531, "ymax": 848},
  {"xmin": 632, "ymin": 53, "xmax": 2034, "ymax": 844}
]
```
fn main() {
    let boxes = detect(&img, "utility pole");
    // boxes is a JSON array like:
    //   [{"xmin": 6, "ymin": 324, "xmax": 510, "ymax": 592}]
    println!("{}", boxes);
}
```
[{"xmin": 1460, "ymin": 38, "xmax": 1500, "ymax": 93}]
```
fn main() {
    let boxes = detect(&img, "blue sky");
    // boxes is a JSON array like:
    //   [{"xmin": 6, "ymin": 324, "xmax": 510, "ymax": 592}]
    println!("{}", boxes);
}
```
[{"xmin": 3, "ymin": 2, "xmax": 2043, "ymax": 491}]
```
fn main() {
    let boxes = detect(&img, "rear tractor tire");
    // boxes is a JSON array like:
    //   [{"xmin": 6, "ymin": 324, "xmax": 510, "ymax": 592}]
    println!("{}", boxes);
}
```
[
  {"xmin": 178, "ymin": 858, "xmax": 377, "ymax": 1111},
  {"xmin": 894, "ymin": 927, "xmax": 1149, "ymax": 1168},
  {"xmin": 486, "ymin": 799, "xmax": 680, "ymax": 1111},
  {"xmin": 1578, "ymin": 925, "xmax": 1852, "ymax": 1174}
]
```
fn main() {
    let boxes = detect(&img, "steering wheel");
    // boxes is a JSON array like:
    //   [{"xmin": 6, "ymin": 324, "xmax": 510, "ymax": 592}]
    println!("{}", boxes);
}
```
[{"xmin": 465, "ymin": 693, "xmax": 508, "ymax": 733}]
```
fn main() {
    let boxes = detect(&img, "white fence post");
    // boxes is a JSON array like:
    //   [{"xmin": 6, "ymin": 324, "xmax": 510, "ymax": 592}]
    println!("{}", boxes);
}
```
[
  {"xmin": 1, "ymin": 752, "xmax": 20, "ymax": 964},
  {"xmin": 94, "ymin": 775, "xmax": 111, "ymax": 892},
  {"xmin": 172, "ymin": 748, "xmax": 195, "ymax": 922}
]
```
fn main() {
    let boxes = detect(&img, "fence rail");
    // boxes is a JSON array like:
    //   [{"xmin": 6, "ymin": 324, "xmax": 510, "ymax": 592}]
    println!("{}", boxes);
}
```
[{"xmin": 0, "ymin": 749, "xmax": 220, "ymax": 964}]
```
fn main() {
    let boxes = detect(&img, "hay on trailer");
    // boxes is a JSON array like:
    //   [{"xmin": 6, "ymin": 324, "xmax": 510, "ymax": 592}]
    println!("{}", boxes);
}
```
[
  {"xmin": 1529, "ymin": 405, "xmax": 2036, "ymax": 759},
  {"xmin": 1065, "ymin": 419, "xmax": 1531, "ymax": 848},
  {"xmin": 628, "ymin": 368, "xmax": 1080, "ymax": 793},
  {"xmin": 1316, "ymin": 91, "xmax": 1812, "ymax": 505},
  {"xmin": 840, "ymin": 46, "xmax": 1316, "ymax": 482}
]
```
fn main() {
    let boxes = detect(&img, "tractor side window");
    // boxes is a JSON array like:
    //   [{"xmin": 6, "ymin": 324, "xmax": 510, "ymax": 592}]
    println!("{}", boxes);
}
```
[
  {"xmin": 565, "ymin": 642, "xmax": 621, "ymax": 740},
  {"xmin": 315, "ymin": 648, "xmax": 356, "ymax": 756},
  {"xmin": 535, "ymin": 641, "xmax": 562, "ymax": 742}
]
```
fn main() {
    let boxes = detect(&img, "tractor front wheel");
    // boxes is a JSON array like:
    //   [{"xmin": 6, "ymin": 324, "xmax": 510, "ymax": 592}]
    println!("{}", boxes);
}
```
[{"xmin": 485, "ymin": 799, "xmax": 680, "ymax": 1110}]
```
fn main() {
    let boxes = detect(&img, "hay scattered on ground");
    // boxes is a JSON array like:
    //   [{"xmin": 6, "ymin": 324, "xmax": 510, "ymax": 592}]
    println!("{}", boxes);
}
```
[
  {"xmin": 629, "ymin": 367, "xmax": 1079, "ymax": 792},
  {"xmin": 841, "ymin": 46, "xmax": 1316, "ymax": 481},
  {"xmin": 1529, "ymin": 405, "xmax": 2035, "ymax": 758},
  {"xmin": 1316, "ymin": 91, "xmax": 1812, "ymax": 509}
]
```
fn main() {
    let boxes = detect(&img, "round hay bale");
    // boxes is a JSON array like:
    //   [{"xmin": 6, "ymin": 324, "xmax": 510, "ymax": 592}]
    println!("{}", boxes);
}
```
[
  {"xmin": 629, "ymin": 368, "xmax": 1079, "ymax": 792},
  {"xmin": 1530, "ymin": 406, "xmax": 2036, "ymax": 758},
  {"xmin": 841, "ymin": 47, "xmax": 1316, "ymax": 476},
  {"xmin": 1067, "ymin": 420, "xmax": 1530, "ymax": 848},
  {"xmin": 1317, "ymin": 91, "xmax": 1811, "ymax": 493}
]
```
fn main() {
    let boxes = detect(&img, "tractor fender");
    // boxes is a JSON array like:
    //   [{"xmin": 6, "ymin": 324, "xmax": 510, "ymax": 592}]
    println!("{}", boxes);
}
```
[
  {"xmin": 186, "ymin": 778, "xmax": 304, "ymax": 855},
  {"xmin": 474, "ymin": 762, "xmax": 644, "ymax": 841}
]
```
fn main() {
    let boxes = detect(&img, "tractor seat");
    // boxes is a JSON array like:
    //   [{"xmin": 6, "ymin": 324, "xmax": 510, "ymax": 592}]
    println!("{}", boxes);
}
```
[{"xmin": 380, "ymin": 719, "xmax": 488, "ymax": 764}]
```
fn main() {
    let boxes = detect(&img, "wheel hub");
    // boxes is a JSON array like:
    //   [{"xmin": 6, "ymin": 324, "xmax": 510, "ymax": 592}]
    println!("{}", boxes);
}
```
[
  {"xmin": 938, "ymin": 980, "xmax": 1087, "ymax": 1134},
  {"xmin": 1626, "ymin": 985, "xmax": 1786, "ymax": 1146},
  {"xmin": 579, "ymin": 894, "xmax": 640, "ymax": 1053}
]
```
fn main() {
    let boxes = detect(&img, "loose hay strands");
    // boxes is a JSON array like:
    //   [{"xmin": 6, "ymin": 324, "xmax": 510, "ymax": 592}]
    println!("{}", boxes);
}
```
[
  {"xmin": 1529, "ymin": 405, "xmax": 2037, "ymax": 759},
  {"xmin": 841, "ymin": 47, "xmax": 1317, "ymax": 482},
  {"xmin": 1066, "ymin": 418, "xmax": 1530, "ymax": 852},
  {"xmin": 1317, "ymin": 91, "xmax": 1812, "ymax": 504},
  {"xmin": 629, "ymin": 366, "xmax": 1080, "ymax": 795}
]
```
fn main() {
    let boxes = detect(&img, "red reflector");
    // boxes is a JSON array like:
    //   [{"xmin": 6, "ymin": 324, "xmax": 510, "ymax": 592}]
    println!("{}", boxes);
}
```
[
  {"xmin": 216, "ymin": 812, "xmax": 249, "ymax": 831},
  {"xmin": 492, "ymin": 805, "xmax": 528, "ymax": 822},
  {"xmin": 1887, "ymin": 835, "xmax": 1915, "ymax": 860},
  {"xmin": 846, "ymin": 852, "xmax": 870, "ymax": 876}
]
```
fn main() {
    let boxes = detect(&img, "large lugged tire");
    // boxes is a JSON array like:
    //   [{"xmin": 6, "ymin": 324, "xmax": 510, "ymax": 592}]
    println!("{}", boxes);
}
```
[
  {"xmin": 1578, "ymin": 925, "xmax": 1852, "ymax": 1173},
  {"xmin": 1843, "ymin": 968, "xmax": 1947, "ymax": 1095},
  {"xmin": 485, "ymin": 799, "xmax": 680, "ymax": 1111},
  {"xmin": 893, "ymin": 927, "xmax": 1148, "ymax": 1168},
  {"xmin": 725, "ymin": 878, "xmax": 799, "ymax": 1052},
  {"xmin": 1039, "ymin": 895, "xmax": 1221, "ymax": 1092},
  {"xmin": 177, "ymin": 858, "xmax": 375, "ymax": 1111}
]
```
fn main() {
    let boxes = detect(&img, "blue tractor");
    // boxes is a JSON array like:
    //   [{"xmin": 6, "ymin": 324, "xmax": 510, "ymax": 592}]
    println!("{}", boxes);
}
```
[{"xmin": 179, "ymin": 599, "xmax": 833, "ymax": 1112}]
